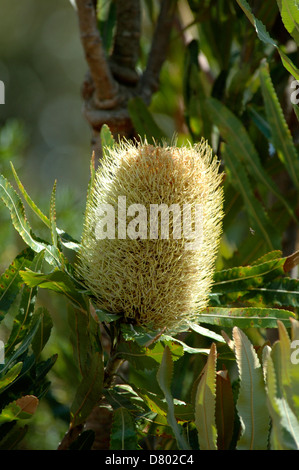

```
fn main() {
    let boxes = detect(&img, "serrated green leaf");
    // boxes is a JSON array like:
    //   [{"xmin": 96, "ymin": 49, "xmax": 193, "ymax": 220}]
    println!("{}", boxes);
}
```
[
  {"xmin": 275, "ymin": 397, "xmax": 299, "ymax": 449},
  {"xmin": 10, "ymin": 162, "xmax": 79, "ymax": 253},
  {"xmin": 260, "ymin": 60, "xmax": 299, "ymax": 190},
  {"xmin": 212, "ymin": 257, "xmax": 285, "ymax": 293},
  {"xmin": 194, "ymin": 343, "xmax": 217, "ymax": 450},
  {"xmin": 265, "ymin": 328, "xmax": 299, "ymax": 449},
  {"xmin": 110, "ymin": 407, "xmax": 138, "ymax": 450},
  {"xmin": 0, "ymin": 362, "xmax": 23, "ymax": 393},
  {"xmin": 222, "ymin": 144, "xmax": 279, "ymax": 250},
  {"xmin": 20, "ymin": 268, "xmax": 87, "ymax": 311},
  {"xmin": 157, "ymin": 346, "xmax": 190, "ymax": 449},
  {"xmin": 198, "ymin": 307, "xmax": 295, "ymax": 329},
  {"xmin": 243, "ymin": 277, "xmax": 299, "ymax": 308},
  {"xmin": 233, "ymin": 327, "xmax": 270, "ymax": 450}
]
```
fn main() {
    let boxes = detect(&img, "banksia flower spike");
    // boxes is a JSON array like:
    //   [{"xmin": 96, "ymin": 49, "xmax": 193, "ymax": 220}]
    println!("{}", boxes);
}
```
[{"xmin": 76, "ymin": 138, "xmax": 224, "ymax": 332}]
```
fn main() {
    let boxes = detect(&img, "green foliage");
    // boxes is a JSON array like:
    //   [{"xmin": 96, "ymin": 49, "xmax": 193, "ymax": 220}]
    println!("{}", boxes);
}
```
[{"xmin": 0, "ymin": 148, "xmax": 298, "ymax": 449}]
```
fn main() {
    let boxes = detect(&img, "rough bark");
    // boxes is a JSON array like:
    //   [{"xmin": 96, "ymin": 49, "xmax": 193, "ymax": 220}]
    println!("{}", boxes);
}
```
[{"xmin": 75, "ymin": 0, "xmax": 177, "ymax": 158}]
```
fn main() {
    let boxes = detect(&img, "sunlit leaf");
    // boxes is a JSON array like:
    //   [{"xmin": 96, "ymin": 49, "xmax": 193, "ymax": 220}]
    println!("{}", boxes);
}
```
[
  {"xmin": 110, "ymin": 407, "xmax": 138, "ymax": 450},
  {"xmin": 259, "ymin": 60, "xmax": 299, "ymax": 190},
  {"xmin": 194, "ymin": 343, "xmax": 217, "ymax": 450}
]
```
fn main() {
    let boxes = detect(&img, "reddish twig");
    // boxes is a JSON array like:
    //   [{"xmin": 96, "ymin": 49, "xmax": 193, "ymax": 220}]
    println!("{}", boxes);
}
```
[{"xmin": 75, "ymin": 0, "xmax": 118, "ymax": 108}]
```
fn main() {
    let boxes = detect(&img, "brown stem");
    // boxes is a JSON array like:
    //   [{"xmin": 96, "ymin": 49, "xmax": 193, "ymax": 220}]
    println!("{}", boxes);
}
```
[
  {"xmin": 140, "ymin": 0, "xmax": 177, "ymax": 104},
  {"xmin": 75, "ymin": 0, "xmax": 118, "ymax": 108}
]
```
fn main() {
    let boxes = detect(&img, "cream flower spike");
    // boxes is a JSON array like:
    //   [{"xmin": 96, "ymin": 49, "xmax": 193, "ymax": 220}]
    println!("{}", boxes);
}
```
[{"xmin": 76, "ymin": 138, "xmax": 224, "ymax": 332}]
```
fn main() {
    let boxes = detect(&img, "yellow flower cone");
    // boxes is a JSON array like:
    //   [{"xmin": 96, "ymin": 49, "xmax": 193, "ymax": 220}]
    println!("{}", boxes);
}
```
[{"xmin": 76, "ymin": 139, "xmax": 224, "ymax": 332}]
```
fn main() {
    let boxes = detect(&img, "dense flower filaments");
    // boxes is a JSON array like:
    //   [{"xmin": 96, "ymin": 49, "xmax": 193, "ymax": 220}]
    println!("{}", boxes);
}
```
[{"xmin": 76, "ymin": 139, "xmax": 224, "ymax": 332}]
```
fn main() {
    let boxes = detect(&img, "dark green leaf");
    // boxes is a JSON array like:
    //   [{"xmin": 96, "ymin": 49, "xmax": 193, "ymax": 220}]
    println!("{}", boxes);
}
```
[
  {"xmin": 276, "ymin": 0, "xmax": 299, "ymax": 45},
  {"xmin": 194, "ymin": 343, "xmax": 217, "ymax": 450},
  {"xmin": 70, "ymin": 351, "xmax": 104, "ymax": 427},
  {"xmin": 110, "ymin": 407, "xmax": 138, "ymax": 450},
  {"xmin": 198, "ymin": 307, "xmax": 295, "ymax": 329},
  {"xmin": 0, "ymin": 174, "xmax": 61, "ymax": 267},
  {"xmin": 233, "ymin": 327, "xmax": 270, "ymax": 450},
  {"xmin": 259, "ymin": 60, "xmax": 299, "ymax": 190},
  {"xmin": 69, "ymin": 430, "xmax": 95, "ymax": 450}
]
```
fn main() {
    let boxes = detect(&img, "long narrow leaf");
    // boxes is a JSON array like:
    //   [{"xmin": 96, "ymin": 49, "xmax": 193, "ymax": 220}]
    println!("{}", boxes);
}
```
[
  {"xmin": 222, "ymin": 144, "xmax": 279, "ymax": 250},
  {"xmin": 199, "ymin": 307, "xmax": 295, "ymax": 329},
  {"xmin": 233, "ymin": 327, "xmax": 270, "ymax": 450},
  {"xmin": 0, "ymin": 174, "xmax": 61, "ymax": 267}
]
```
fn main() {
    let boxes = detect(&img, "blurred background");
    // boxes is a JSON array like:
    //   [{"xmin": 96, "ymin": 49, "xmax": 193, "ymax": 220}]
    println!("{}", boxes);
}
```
[
  {"xmin": 0, "ymin": 0, "xmax": 94, "ymax": 448},
  {"xmin": 0, "ymin": 0, "xmax": 92, "ymax": 261}
]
